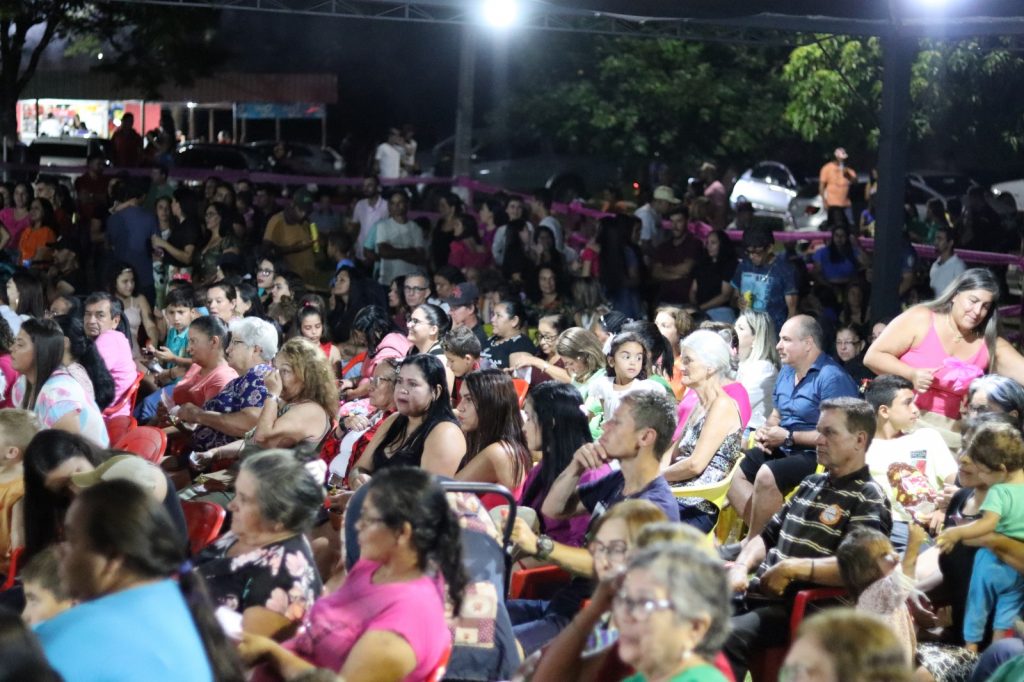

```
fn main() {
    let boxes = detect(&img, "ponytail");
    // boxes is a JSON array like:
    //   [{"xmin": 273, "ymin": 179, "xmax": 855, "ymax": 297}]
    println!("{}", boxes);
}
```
[{"xmin": 431, "ymin": 506, "xmax": 468, "ymax": 615}]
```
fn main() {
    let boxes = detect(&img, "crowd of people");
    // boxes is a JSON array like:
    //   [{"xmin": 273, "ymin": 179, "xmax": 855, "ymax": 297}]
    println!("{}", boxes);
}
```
[{"xmin": 1, "ymin": 155, "xmax": 1024, "ymax": 682}]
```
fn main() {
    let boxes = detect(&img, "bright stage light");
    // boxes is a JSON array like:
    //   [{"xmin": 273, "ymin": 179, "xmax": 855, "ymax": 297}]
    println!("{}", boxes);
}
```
[{"xmin": 481, "ymin": 0, "xmax": 519, "ymax": 28}]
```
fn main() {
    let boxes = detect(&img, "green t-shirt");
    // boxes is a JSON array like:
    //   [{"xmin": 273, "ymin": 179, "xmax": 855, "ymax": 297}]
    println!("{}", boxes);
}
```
[
  {"xmin": 980, "ymin": 482, "xmax": 1024, "ymax": 539},
  {"xmin": 622, "ymin": 663, "xmax": 727, "ymax": 682}
]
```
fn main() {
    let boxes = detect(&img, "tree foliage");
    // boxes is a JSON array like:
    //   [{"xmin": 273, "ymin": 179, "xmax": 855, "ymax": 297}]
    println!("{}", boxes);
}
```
[
  {"xmin": 782, "ymin": 35, "xmax": 1024, "ymax": 160},
  {"xmin": 0, "ymin": 1, "xmax": 225, "ymax": 138},
  {"xmin": 505, "ymin": 35, "xmax": 795, "ymax": 166}
]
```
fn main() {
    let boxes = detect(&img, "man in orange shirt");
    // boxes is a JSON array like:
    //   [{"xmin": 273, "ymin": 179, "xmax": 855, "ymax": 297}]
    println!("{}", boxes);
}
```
[{"xmin": 819, "ymin": 147, "xmax": 857, "ymax": 226}]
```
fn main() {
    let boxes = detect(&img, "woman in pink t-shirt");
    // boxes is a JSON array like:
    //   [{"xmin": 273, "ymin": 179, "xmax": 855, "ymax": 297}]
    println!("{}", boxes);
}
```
[
  {"xmin": 240, "ymin": 468, "xmax": 464, "ymax": 682},
  {"xmin": 171, "ymin": 316, "xmax": 237, "ymax": 407},
  {"xmin": 0, "ymin": 182, "xmax": 31, "ymax": 251}
]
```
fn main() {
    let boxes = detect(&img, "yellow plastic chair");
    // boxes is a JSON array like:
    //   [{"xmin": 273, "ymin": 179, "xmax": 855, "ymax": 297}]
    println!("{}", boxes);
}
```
[{"xmin": 672, "ymin": 454, "xmax": 744, "ymax": 539}]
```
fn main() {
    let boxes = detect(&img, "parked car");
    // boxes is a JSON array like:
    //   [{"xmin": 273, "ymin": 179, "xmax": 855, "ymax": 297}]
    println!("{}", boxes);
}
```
[
  {"xmin": 247, "ymin": 140, "xmax": 344, "ymax": 176},
  {"xmin": 174, "ymin": 144, "xmax": 270, "ymax": 173},
  {"xmin": 27, "ymin": 137, "xmax": 112, "ymax": 181},
  {"xmin": 789, "ymin": 170, "xmax": 977, "ymax": 232},
  {"xmin": 427, "ymin": 130, "xmax": 622, "ymax": 202},
  {"xmin": 729, "ymin": 161, "xmax": 801, "ymax": 216},
  {"xmin": 992, "ymin": 179, "xmax": 1024, "ymax": 209}
]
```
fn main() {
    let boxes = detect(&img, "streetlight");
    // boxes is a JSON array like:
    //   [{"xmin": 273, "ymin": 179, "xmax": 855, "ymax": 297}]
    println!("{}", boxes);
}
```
[{"xmin": 481, "ymin": 0, "xmax": 519, "ymax": 29}]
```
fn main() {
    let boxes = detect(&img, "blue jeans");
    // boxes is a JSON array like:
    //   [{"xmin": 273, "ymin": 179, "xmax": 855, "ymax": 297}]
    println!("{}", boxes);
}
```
[
  {"xmin": 135, "ymin": 385, "xmax": 173, "ymax": 423},
  {"xmin": 964, "ymin": 548, "xmax": 1024, "ymax": 644},
  {"xmin": 970, "ymin": 637, "xmax": 1024, "ymax": 682}
]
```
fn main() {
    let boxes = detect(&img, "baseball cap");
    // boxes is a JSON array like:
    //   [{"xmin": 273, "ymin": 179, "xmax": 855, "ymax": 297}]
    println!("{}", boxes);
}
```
[
  {"xmin": 444, "ymin": 282, "xmax": 479, "ymax": 308},
  {"xmin": 653, "ymin": 186, "xmax": 681, "ymax": 204},
  {"xmin": 71, "ymin": 455, "xmax": 168, "ymax": 500},
  {"xmin": 292, "ymin": 189, "xmax": 314, "ymax": 211}
]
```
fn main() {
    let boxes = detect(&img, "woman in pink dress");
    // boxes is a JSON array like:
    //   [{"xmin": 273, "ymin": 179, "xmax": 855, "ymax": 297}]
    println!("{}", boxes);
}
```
[
  {"xmin": 0, "ymin": 182, "xmax": 31, "ymax": 252},
  {"xmin": 865, "ymin": 268, "xmax": 1024, "ymax": 447},
  {"xmin": 448, "ymin": 214, "xmax": 492, "ymax": 271}
]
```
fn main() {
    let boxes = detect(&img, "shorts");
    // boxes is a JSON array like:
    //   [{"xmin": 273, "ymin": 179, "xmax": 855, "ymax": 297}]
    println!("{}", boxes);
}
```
[{"xmin": 739, "ymin": 446, "xmax": 819, "ymax": 495}]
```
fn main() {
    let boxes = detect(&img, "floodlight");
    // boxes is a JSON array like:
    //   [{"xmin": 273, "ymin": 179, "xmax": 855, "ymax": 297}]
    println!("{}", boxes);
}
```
[{"xmin": 482, "ymin": 0, "xmax": 519, "ymax": 28}]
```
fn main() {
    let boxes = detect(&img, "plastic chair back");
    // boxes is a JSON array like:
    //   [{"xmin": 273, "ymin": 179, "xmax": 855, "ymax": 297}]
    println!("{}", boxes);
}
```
[
  {"xmin": 426, "ymin": 644, "xmax": 452, "ymax": 682},
  {"xmin": 1, "ymin": 546, "xmax": 24, "ymax": 591},
  {"xmin": 182, "ymin": 501, "xmax": 227, "ymax": 554},
  {"xmin": 105, "ymin": 415, "xmax": 137, "ymax": 445},
  {"xmin": 113, "ymin": 426, "xmax": 168, "ymax": 464},
  {"xmin": 671, "ymin": 454, "xmax": 744, "ymax": 512},
  {"xmin": 511, "ymin": 378, "xmax": 529, "ymax": 408},
  {"xmin": 103, "ymin": 371, "xmax": 145, "ymax": 418}
]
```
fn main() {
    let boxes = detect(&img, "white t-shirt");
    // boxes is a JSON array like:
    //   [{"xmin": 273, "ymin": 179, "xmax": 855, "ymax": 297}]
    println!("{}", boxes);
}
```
[
  {"xmin": 930, "ymin": 254, "xmax": 966, "ymax": 298},
  {"xmin": 375, "ymin": 143, "xmax": 402, "ymax": 179},
  {"xmin": 491, "ymin": 221, "xmax": 534, "ymax": 266},
  {"xmin": 635, "ymin": 203, "xmax": 661, "ymax": 244},
  {"xmin": 737, "ymin": 359, "xmax": 778, "ymax": 430},
  {"xmin": 586, "ymin": 375, "xmax": 668, "ymax": 427},
  {"xmin": 866, "ymin": 426, "xmax": 958, "ymax": 524},
  {"xmin": 375, "ymin": 217, "xmax": 425, "ymax": 285}
]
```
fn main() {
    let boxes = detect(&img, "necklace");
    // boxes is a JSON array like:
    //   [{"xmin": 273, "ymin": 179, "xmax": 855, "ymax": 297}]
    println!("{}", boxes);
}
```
[{"xmin": 946, "ymin": 312, "xmax": 971, "ymax": 343}]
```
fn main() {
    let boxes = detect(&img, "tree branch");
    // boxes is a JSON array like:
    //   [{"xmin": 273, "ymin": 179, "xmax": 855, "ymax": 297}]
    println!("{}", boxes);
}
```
[{"xmin": 15, "ymin": 8, "xmax": 61, "ymax": 93}]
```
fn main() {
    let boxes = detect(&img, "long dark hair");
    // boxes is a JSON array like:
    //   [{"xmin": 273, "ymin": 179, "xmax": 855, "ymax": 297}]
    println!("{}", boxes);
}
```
[
  {"xmin": 72, "ymin": 481, "xmax": 244, "ymax": 681},
  {"xmin": 622, "ymin": 320, "xmax": 673, "ymax": 376},
  {"xmin": 235, "ymin": 282, "xmax": 265, "ymax": 319},
  {"xmin": 501, "ymin": 219, "xmax": 533, "ymax": 282},
  {"xmin": 18, "ymin": 318, "xmax": 65, "ymax": 410},
  {"xmin": 462, "ymin": 370, "xmax": 531, "ymax": 488},
  {"xmin": 329, "ymin": 266, "xmax": 384, "ymax": 342},
  {"xmin": 55, "ymin": 314, "xmax": 114, "ymax": 409},
  {"xmin": 496, "ymin": 298, "xmax": 529, "ymax": 335},
  {"xmin": 826, "ymin": 224, "xmax": 858, "ymax": 264},
  {"xmin": 366, "ymin": 467, "xmax": 468, "ymax": 614},
  {"xmin": 521, "ymin": 382, "xmax": 591, "ymax": 510},
  {"xmin": 22, "ymin": 430, "xmax": 108, "ymax": 559},
  {"xmin": 414, "ymin": 303, "xmax": 451, "ymax": 346},
  {"xmin": 173, "ymin": 186, "xmax": 202, "ymax": 229},
  {"xmin": 351, "ymin": 304, "xmax": 395, "ymax": 357},
  {"xmin": 10, "ymin": 270, "xmax": 45, "ymax": 318},
  {"xmin": 378, "ymin": 354, "xmax": 456, "ymax": 459},
  {"xmin": 294, "ymin": 304, "xmax": 329, "ymax": 343}
]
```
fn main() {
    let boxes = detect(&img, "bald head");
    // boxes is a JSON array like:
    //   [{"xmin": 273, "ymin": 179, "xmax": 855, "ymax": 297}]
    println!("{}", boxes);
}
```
[{"xmin": 777, "ymin": 315, "xmax": 824, "ymax": 370}]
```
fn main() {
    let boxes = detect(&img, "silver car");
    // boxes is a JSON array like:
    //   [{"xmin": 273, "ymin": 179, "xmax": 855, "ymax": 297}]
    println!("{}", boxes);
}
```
[{"xmin": 729, "ymin": 161, "xmax": 800, "ymax": 216}]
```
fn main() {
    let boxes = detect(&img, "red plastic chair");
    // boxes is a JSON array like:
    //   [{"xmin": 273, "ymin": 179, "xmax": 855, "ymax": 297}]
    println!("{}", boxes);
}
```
[
  {"xmin": 426, "ymin": 644, "xmax": 452, "ymax": 682},
  {"xmin": 113, "ymin": 426, "xmax": 168, "ymax": 464},
  {"xmin": 103, "ymin": 371, "xmax": 145, "ymax": 418},
  {"xmin": 1, "ymin": 547, "xmax": 24, "ymax": 591},
  {"xmin": 105, "ymin": 415, "xmax": 137, "ymax": 446},
  {"xmin": 511, "ymin": 378, "xmax": 529, "ymax": 408},
  {"xmin": 508, "ymin": 565, "xmax": 572, "ymax": 600},
  {"xmin": 747, "ymin": 587, "xmax": 849, "ymax": 681},
  {"xmin": 182, "ymin": 501, "xmax": 227, "ymax": 554}
]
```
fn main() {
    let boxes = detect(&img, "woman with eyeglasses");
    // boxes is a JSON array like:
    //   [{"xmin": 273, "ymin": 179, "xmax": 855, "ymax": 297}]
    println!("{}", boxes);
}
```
[
  {"xmin": 351, "ymin": 354, "xmax": 465, "ymax": 485},
  {"xmin": 963, "ymin": 374, "xmax": 1024, "ymax": 430},
  {"xmin": 254, "ymin": 258, "xmax": 276, "ymax": 306},
  {"xmin": 509, "ymin": 313, "xmax": 574, "ymax": 385},
  {"xmin": 195, "ymin": 201, "xmax": 240, "ymax": 286},
  {"xmin": 241, "ymin": 467, "xmax": 465, "ymax": 682},
  {"xmin": 835, "ymin": 323, "xmax": 874, "ymax": 384},
  {"xmin": 328, "ymin": 358, "xmax": 400, "ymax": 487}
]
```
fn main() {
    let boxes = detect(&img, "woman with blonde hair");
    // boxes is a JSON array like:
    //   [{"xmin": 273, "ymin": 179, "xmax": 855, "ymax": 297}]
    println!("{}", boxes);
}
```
[
  {"xmin": 554, "ymin": 327, "xmax": 607, "ymax": 401},
  {"xmin": 782, "ymin": 609, "xmax": 912, "ymax": 682},
  {"xmin": 196, "ymin": 337, "xmax": 339, "ymax": 466},
  {"xmin": 734, "ymin": 309, "xmax": 779, "ymax": 433}
]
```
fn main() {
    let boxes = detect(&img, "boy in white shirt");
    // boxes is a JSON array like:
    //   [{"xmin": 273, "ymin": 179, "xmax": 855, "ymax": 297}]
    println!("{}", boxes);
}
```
[{"xmin": 865, "ymin": 374, "xmax": 958, "ymax": 553}]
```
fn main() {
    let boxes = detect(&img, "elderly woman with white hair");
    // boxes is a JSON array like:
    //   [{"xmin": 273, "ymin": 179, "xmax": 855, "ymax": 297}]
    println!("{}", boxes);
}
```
[
  {"xmin": 614, "ymin": 543, "xmax": 732, "ymax": 682},
  {"xmin": 176, "ymin": 316, "xmax": 279, "ymax": 451},
  {"xmin": 661, "ymin": 329, "xmax": 743, "ymax": 532},
  {"xmin": 964, "ymin": 373, "xmax": 1024, "ymax": 431}
]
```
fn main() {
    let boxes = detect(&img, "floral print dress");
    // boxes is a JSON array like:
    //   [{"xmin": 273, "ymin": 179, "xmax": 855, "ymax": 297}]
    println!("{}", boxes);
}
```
[{"xmin": 196, "ymin": 531, "xmax": 321, "ymax": 624}]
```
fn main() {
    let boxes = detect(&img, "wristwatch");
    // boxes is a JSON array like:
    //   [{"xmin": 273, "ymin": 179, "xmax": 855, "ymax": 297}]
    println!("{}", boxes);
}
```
[
  {"xmin": 535, "ymin": 534, "xmax": 555, "ymax": 560},
  {"xmin": 782, "ymin": 430, "xmax": 795, "ymax": 449}
]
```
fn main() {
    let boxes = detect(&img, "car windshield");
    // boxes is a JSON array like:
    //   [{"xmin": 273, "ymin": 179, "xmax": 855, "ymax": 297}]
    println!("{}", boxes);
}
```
[{"xmin": 919, "ymin": 175, "xmax": 972, "ymax": 197}]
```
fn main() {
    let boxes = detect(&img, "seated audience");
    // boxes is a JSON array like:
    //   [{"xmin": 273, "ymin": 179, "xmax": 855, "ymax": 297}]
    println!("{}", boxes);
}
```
[
  {"xmin": 352, "ymin": 354, "xmax": 464, "ymax": 483},
  {"xmin": 441, "ymin": 325, "xmax": 481, "ymax": 407},
  {"xmin": 662, "ymin": 330, "xmax": 743, "ymax": 533},
  {"xmin": 727, "ymin": 315, "xmax": 858, "ymax": 547},
  {"xmin": 21, "ymin": 547, "xmax": 75, "ymax": 626},
  {"xmin": 178, "ymin": 317, "xmax": 277, "ymax": 451},
  {"xmin": 584, "ymin": 331, "xmax": 665, "ymax": 434},
  {"xmin": 509, "ymin": 312, "xmax": 574, "ymax": 386},
  {"xmin": 294, "ymin": 303, "xmax": 342, "ymax": 371},
  {"xmin": 83, "ymin": 292, "xmax": 136, "ymax": 416},
  {"xmin": 723, "ymin": 397, "xmax": 892, "ymax": 680},
  {"xmin": 783, "ymin": 609, "xmax": 913, "ymax": 682},
  {"xmin": 517, "ymin": 381, "xmax": 594, "ymax": 548},
  {"xmin": 455, "ymin": 369, "xmax": 533, "ymax": 507},
  {"xmin": 864, "ymin": 375, "xmax": 957, "ymax": 551},
  {"xmin": 482, "ymin": 299, "xmax": 537, "ymax": 370},
  {"xmin": 196, "ymin": 450, "xmax": 323, "ymax": 639},
  {"xmin": 327, "ymin": 357, "xmax": 400, "ymax": 485},
  {"xmin": 338, "ymin": 305, "xmax": 410, "ymax": 401},
  {"xmin": 197, "ymin": 337, "xmax": 338, "ymax": 465},
  {"xmin": 835, "ymin": 323, "xmax": 874, "ymax": 384},
  {"xmin": 54, "ymin": 314, "xmax": 115, "ymax": 412},
  {"xmin": 11, "ymin": 318, "xmax": 108, "ymax": 446},
  {"xmin": 964, "ymin": 373, "xmax": 1024, "ymax": 431},
  {"xmin": 35, "ymin": 480, "xmax": 243, "ymax": 681},
  {"xmin": 241, "ymin": 467, "xmax": 464, "ymax": 682},
  {"xmin": 168, "ymin": 315, "xmax": 238, "ymax": 412},
  {"xmin": 0, "ymin": 409, "xmax": 39, "ymax": 570},
  {"xmin": 734, "ymin": 310, "xmax": 779, "ymax": 434}
]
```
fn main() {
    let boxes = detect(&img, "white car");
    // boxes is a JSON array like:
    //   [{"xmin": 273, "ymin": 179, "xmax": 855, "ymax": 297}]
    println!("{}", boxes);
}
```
[
  {"xmin": 993, "ymin": 179, "xmax": 1024, "ymax": 209},
  {"xmin": 729, "ymin": 161, "xmax": 800, "ymax": 216}
]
